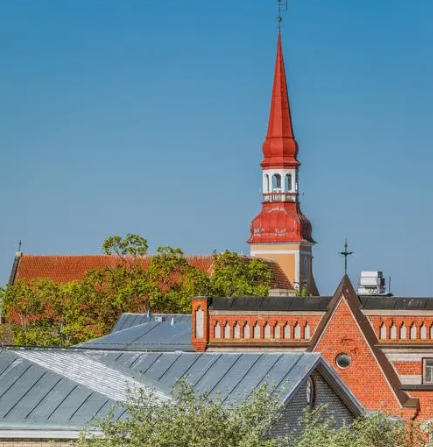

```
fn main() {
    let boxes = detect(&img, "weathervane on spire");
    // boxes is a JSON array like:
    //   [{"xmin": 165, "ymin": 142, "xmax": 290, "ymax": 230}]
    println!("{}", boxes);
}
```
[
  {"xmin": 339, "ymin": 239, "xmax": 354, "ymax": 276},
  {"xmin": 277, "ymin": 0, "xmax": 288, "ymax": 30}
]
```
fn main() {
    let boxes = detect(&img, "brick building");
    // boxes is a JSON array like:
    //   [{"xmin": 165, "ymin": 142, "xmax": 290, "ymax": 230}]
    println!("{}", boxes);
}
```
[{"xmin": 191, "ymin": 276, "xmax": 433, "ymax": 422}]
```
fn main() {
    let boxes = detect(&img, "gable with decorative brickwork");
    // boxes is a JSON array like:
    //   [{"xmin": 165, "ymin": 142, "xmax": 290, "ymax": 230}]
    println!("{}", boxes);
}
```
[{"xmin": 310, "ymin": 276, "xmax": 417, "ymax": 417}]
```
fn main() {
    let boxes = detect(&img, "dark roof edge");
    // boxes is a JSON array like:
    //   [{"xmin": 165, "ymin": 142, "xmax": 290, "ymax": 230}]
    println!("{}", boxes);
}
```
[{"xmin": 8, "ymin": 252, "xmax": 22, "ymax": 286}]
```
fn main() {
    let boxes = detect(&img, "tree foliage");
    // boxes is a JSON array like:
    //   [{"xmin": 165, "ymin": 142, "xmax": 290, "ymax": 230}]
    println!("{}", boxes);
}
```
[
  {"xmin": 289, "ymin": 407, "xmax": 411, "ymax": 447},
  {"xmin": 210, "ymin": 250, "xmax": 274, "ymax": 297},
  {"xmin": 2, "ymin": 235, "xmax": 274, "ymax": 346},
  {"xmin": 79, "ymin": 381, "xmax": 287, "ymax": 447},
  {"xmin": 79, "ymin": 381, "xmax": 425, "ymax": 447}
]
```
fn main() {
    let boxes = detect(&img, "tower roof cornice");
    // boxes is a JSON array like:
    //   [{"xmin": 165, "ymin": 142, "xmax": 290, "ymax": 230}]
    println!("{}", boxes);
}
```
[{"xmin": 261, "ymin": 32, "xmax": 299, "ymax": 169}]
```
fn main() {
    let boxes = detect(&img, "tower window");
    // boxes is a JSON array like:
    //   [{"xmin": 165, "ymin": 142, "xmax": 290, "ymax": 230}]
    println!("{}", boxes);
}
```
[
  {"xmin": 265, "ymin": 174, "xmax": 270, "ymax": 193},
  {"xmin": 285, "ymin": 174, "xmax": 292, "ymax": 191},
  {"xmin": 272, "ymin": 174, "xmax": 281, "ymax": 191}
]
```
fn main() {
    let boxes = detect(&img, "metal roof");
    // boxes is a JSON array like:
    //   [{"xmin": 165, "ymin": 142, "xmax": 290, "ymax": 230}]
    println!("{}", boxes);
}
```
[
  {"xmin": 79, "ymin": 315, "xmax": 193, "ymax": 352},
  {"xmin": 360, "ymin": 296, "xmax": 433, "ymax": 310},
  {"xmin": 0, "ymin": 348, "xmax": 362, "ymax": 437},
  {"xmin": 111, "ymin": 313, "xmax": 191, "ymax": 333},
  {"xmin": 210, "ymin": 296, "xmax": 331, "ymax": 312},
  {"xmin": 0, "ymin": 350, "xmax": 125, "ymax": 432},
  {"xmin": 84, "ymin": 351, "xmax": 323, "ymax": 405}
]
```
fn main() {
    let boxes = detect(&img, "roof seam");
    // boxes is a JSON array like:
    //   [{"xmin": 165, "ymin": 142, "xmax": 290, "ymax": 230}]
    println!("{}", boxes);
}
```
[
  {"xmin": 2, "ymin": 370, "xmax": 48, "ymax": 419},
  {"xmin": 25, "ymin": 377, "xmax": 63, "ymax": 420}
]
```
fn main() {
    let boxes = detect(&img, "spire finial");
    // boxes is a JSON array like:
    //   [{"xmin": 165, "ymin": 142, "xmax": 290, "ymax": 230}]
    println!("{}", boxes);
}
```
[
  {"xmin": 339, "ymin": 239, "xmax": 354, "ymax": 276},
  {"xmin": 277, "ymin": 0, "xmax": 288, "ymax": 31},
  {"xmin": 18, "ymin": 240, "xmax": 22, "ymax": 253}
]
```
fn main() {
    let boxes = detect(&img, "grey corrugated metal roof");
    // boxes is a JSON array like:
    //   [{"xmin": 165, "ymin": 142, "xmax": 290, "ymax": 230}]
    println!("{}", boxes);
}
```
[
  {"xmin": 111, "ymin": 313, "xmax": 191, "ymax": 333},
  {"xmin": 13, "ymin": 350, "xmax": 166, "ymax": 402},
  {"xmin": 0, "ymin": 350, "xmax": 125, "ymax": 431},
  {"xmin": 360, "ymin": 296, "xmax": 433, "ymax": 310},
  {"xmin": 78, "ymin": 315, "xmax": 193, "ymax": 352},
  {"xmin": 87, "ymin": 351, "xmax": 322, "ymax": 405},
  {"xmin": 0, "ymin": 348, "xmax": 363, "ymax": 436},
  {"xmin": 210, "ymin": 296, "xmax": 331, "ymax": 311}
]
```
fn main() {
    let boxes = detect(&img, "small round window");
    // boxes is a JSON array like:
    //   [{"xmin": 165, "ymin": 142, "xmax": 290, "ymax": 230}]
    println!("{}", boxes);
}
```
[
  {"xmin": 306, "ymin": 377, "xmax": 315, "ymax": 408},
  {"xmin": 336, "ymin": 353, "xmax": 351, "ymax": 369}
]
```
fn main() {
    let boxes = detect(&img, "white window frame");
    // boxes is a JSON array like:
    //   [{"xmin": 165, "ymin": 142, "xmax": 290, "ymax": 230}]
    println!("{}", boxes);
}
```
[{"xmin": 423, "ymin": 358, "xmax": 433, "ymax": 384}]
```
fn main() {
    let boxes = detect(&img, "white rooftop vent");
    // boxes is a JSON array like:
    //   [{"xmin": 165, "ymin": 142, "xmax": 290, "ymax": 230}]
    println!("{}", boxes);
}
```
[{"xmin": 358, "ymin": 271, "xmax": 386, "ymax": 295}]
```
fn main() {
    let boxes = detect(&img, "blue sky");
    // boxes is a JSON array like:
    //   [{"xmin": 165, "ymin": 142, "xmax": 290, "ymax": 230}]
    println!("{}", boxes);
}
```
[{"xmin": 0, "ymin": 0, "xmax": 432, "ymax": 295}]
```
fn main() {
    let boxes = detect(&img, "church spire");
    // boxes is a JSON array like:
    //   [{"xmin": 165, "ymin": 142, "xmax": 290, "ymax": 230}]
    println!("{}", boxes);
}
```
[
  {"xmin": 248, "ymin": 30, "xmax": 318, "ymax": 295},
  {"xmin": 261, "ymin": 32, "xmax": 299, "ymax": 170}
]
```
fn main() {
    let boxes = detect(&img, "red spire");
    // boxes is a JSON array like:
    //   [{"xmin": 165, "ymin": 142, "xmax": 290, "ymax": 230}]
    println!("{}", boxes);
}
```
[{"xmin": 261, "ymin": 32, "xmax": 299, "ymax": 169}]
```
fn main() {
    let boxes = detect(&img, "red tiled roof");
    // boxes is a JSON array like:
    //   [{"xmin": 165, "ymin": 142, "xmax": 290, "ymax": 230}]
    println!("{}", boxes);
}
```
[{"xmin": 13, "ymin": 254, "xmax": 293, "ymax": 290}]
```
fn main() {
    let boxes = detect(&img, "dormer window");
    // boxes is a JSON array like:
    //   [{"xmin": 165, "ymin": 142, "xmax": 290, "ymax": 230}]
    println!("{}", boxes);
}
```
[{"xmin": 272, "ymin": 174, "xmax": 282, "ymax": 191}]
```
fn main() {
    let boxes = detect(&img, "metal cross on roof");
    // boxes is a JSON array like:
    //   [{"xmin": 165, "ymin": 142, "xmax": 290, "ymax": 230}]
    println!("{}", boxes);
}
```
[
  {"xmin": 277, "ymin": 0, "xmax": 288, "ymax": 30},
  {"xmin": 339, "ymin": 239, "xmax": 354, "ymax": 276}
]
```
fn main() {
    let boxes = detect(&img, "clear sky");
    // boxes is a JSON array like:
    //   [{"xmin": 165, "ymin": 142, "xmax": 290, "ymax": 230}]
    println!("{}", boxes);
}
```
[{"xmin": 1, "ymin": 0, "xmax": 432, "ymax": 295}]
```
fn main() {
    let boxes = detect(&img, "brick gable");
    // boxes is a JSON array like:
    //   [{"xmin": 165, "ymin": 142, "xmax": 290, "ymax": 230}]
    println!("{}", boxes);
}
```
[{"xmin": 310, "ymin": 277, "xmax": 418, "ymax": 418}]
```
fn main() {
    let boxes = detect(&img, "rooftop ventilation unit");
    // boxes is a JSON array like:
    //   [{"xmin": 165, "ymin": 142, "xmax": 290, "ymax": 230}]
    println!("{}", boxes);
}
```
[{"xmin": 357, "ymin": 271, "xmax": 386, "ymax": 295}]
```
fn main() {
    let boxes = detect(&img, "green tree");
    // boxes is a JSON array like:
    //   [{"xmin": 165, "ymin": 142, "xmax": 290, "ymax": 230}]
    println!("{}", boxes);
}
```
[
  {"xmin": 102, "ymin": 234, "xmax": 149, "ymax": 258},
  {"xmin": 79, "ymin": 381, "xmax": 287, "ymax": 447},
  {"xmin": 210, "ymin": 250, "xmax": 273, "ymax": 297},
  {"xmin": 79, "ymin": 381, "xmax": 424, "ymax": 447},
  {"xmin": 288, "ymin": 407, "xmax": 426, "ymax": 447},
  {"xmin": 2, "ymin": 236, "xmax": 276, "ymax": 346}
]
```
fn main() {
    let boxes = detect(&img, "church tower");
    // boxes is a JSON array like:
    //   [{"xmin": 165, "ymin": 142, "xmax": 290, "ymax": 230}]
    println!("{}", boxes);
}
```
[{"xmin": 248, "ymin": 32, "xmax": 318, "ymax": 295}]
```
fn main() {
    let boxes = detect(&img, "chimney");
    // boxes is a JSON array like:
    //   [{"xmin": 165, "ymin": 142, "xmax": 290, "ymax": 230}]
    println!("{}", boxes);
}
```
[{"xmin": 191, "ymin": 297, "xmax": 211, "ymax": 352}]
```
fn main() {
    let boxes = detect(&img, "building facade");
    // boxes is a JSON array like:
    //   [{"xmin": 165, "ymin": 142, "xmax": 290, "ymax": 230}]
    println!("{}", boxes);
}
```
[{"xmin": 191, "ymin": 276, "xmax": 433, "ymax": 422}]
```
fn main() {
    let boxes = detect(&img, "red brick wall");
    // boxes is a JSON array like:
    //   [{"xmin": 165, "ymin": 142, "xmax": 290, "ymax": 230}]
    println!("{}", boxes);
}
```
[
  {"xmin": 191, "ymin": 298, "xmax": 209, "ymax": 352},
  {"xmin": 407, "ymin": 391, "xmax": 433, "ymax": 421},
  {"xmin": 393, "ymin": 361, "xmax": 422, "ymax": 376},
  {"xmin": 368, "ymin": 316, "xmax": 433, "ymax": 342},
  {"xmin": 313, "ymin": 297, "xmax": 414, "ymax": 417},
  {"xmin": 208, "ymin": 315, "xmax": 322, "ymax": 343}
]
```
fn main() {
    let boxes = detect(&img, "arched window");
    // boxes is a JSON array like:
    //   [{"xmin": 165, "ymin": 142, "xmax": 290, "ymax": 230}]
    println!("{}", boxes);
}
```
[
  {"xmin": 244, "ymin": 323, "xmax": 250, "ymax": 339},
  {"xmin": 234, "ymin": 323, "xmax": 240, "ymax": 339},
  {"xmin": 285, "ymin": 174, "xmax": 292, "ymax": 192},
  {"xmin": 294, "ymin": 323, "xmax": 301, "ymax": 340},
  {"xmin": 224, "ymin": 323, "xmax": 230, "ymax": 339},
  {"xmin": 390, "ymin": 323, "xmax": 397, "ymax": 340},
  {"xmin": 264, "ymin": 323, "xmax": 271, "ymax": 339},
  {"xmin": 253, "ymin": 323, "xmax": 260, "ymax": 339},
  {"xmin": 265, "ymin": 174, "xmax": 270, "ymax": 193},
  {"xmin": 214, "ymin": 322, "xmax": 221, "ymax": 339},
  {"xmin": 272, "ymin": 174, "xmax": 282, "ymax": 191}
]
